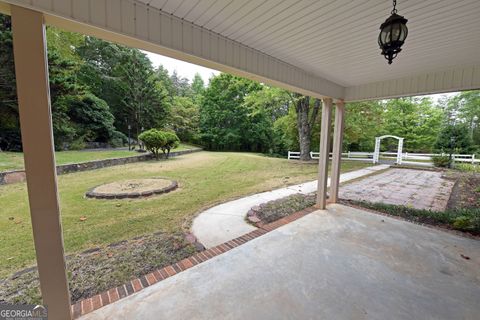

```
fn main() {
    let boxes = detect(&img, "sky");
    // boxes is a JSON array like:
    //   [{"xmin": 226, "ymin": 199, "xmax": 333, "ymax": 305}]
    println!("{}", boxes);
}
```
[
  {"xmin": 143, "ymin": 50, "xmax": 219, "ymax": 83},
  {"xmin": 143, "ymin": 50, "xmax": 459, "ymax": 103}
]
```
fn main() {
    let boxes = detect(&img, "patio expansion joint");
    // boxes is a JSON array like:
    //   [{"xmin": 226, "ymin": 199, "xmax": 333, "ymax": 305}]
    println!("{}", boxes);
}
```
[{"xmin": 72, "ymin": 205, "xmax": 317, "ymax": 319}]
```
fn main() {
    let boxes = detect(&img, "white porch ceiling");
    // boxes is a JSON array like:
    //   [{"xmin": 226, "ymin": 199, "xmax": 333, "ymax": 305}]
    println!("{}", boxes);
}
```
[
  {"xmin": 143, "ymin": 0, "xmax": 480, "ymax": 88},
  {"xmin": 1, "ymin": 0, "xmax": 480, "ymax": 101}
]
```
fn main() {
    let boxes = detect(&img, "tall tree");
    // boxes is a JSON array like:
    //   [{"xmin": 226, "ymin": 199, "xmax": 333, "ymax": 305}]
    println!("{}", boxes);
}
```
[
  {"xmin": 155, "ymin": 65, "xmax": 175, "ymax": 98},
  {"xmin": 199, "ymin": 73, "xmax": 261, "ymax": 150},
  {"xmin": 169, "ymin": 96, "xmax": 200, "ymax": 143},
  {"xmin": 293, "ymin": 95, "xmax": 321, "ymax": 161},
  {"xmin": 191, "ymin": 73, "xmax": 205, "ymax": 98},
  {"xmin": 0, "ymin": 14, "xmax": 20, "ymax": 150},
  {"xmin": 445, "ymin": 91, "xmax": 480, "ymax": 150},
  {"xmin": 170, "ymin": 70, "xmax": 192, "ymax": 97},
  {"xmin": 77, "ymin": 38, "xmax": 170, "ymax": 136},
  {"xmin": 382, "ymin": 97, "xmax": 443, "ymax": 152},
  {"xmin": 343, "ymin": 100, "xmax": 384, "ymax": 151}
]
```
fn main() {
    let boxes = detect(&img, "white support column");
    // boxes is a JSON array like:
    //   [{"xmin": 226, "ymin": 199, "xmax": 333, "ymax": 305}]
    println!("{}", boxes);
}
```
[
  {"xmin": 329, "ymin": 100, "xmax": 345, "ymax": 203},
  {"xmin": 11, "ymin": 6, "xmax": 72, "ymax": 320},
  {"xmin": 316, "ymin": 98, "xmax": 333, "ymax": 209}
]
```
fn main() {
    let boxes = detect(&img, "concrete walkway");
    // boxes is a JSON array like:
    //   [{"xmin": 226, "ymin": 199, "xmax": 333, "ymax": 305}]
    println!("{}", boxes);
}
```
[
  {"xmin": 192, "ymin": 165, "xmax": 389, "ymax": 248},
  {"xmin": 81, "ymin": 204, "xmax": 480, "ymax": 320}
]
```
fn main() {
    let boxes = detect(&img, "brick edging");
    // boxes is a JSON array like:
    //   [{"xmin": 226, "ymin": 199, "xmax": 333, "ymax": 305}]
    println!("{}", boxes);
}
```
[{"xmin": 71, "ymin": 206, "xmax": 317, "ymax": 318}]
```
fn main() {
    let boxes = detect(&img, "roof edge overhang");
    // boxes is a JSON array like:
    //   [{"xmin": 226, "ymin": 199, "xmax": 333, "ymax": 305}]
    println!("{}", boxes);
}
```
[
  {"xmin": 0, "ymin": 0, "xmax": 345, "ymax": 101},
  {"xmin": 345, "ymin": 64, "xmax": 480, "ymax": 102}
]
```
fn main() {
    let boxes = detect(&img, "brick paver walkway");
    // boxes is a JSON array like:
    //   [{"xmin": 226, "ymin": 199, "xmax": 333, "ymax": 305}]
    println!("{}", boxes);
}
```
[{"xmin": 339, "ymin": 168, "xmax": 454, "ymax": 211}]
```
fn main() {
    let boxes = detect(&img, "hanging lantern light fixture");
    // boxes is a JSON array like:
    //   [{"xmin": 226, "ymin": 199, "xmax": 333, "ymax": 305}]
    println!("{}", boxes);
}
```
[{"xmin": 378, "ymin": 0, "xmax": 408, "ymax": 64}]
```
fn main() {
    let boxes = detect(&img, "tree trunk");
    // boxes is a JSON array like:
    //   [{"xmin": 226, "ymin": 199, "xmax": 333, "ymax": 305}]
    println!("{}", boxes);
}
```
[{"xmin": 295, "ymin": 96, "xmax": 321, "ymax": 161}]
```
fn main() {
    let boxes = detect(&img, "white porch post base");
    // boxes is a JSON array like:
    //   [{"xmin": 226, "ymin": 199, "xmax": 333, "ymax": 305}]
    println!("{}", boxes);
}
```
[
  {"xmin": 11, "ymin": 5, "xmax": 72, "ymax": 320},
  {"xmin": 329, "ymin": 101, "xmax": 345, "ymax": 203},
  {"xmin": 316, "ymin": 98, "xmax": 333, "ymax": 209}
]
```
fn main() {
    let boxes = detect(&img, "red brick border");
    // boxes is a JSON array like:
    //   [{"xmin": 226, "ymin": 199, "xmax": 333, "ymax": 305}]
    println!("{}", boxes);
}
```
[{"xmin": 71, "ymin": 206, "xmax": 317, "ymax": 318}]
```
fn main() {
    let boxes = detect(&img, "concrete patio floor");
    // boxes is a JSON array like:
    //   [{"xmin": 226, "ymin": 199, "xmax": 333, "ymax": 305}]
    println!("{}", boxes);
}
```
[{"xmin": 81, "ymin": 204, "xmax": 480, "ymax": 320}]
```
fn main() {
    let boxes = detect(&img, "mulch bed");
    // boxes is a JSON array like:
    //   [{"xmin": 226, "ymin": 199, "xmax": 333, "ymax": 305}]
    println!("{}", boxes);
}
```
[
  {"xmin": 247, "ymin": 172, "xmax": 480, "ymax": 237},
  {"xmin": 447, "ymin": 172, "xmax": 480, "ymax": 210},
  {"xmin": 0, "ymin": 232, "xmax": 200, "ymax": 305},
  {"xmin": 246, "ymin": 193, "xmax": 316, "ymax": 225}
]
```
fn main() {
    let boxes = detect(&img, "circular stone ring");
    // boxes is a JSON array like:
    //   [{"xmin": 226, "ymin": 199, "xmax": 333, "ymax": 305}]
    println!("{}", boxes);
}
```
[{"xmin": 86, "ymin": 178, "xmax": 178, "ymax": 199}]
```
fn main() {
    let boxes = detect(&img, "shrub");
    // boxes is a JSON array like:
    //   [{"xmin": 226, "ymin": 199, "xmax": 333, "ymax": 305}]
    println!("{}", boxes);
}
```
[
  {"xmin": 68, "ymin": 139, "xmax": 86, "ymax": 151},
  {"xmin": 455, "ymin": 163, "xmax": 480, "ymax": 173},
  {"xmin": 345, "ymin": 200, "xmax": 480, "ymax": 235},
  {"xmin": 138, "ymin": 129, "xmax": 167, "ymax": 160},
  {"xmin": 432, "ymin": 155, "xmax": 451, "ymax": 168},
  {"xmin": 452, "ymin": 214, "xmax": 480, "ymax": 232},
  {"xmin": 161, "ymin": 131, "xmax": 180, "ymax": 158},
  {"xmin": 109, "ymin": 131, "xmax": 127, "ymax": 148}
]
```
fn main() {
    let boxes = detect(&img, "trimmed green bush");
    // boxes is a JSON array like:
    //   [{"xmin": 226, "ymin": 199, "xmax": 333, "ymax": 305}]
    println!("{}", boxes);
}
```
[
  {"xmin": 138, "ymin": 129, "xmax": 181, "ymax": 159},
  {"xmin": 138, "ymin": 129, "xmax": 167, "ymax": 160}
]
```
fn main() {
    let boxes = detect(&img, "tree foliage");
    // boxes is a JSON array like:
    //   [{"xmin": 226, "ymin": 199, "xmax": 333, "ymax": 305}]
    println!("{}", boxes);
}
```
[
  {"xmin": 169, "ymin": 96, "xmax": 200, "ymax": 143},
  {"xmin": 138, "ymin": 129, "xmax": 167, "ymax": 160},
  {"xmin": 199, "ymin": 73, "xmax": 262, "ymax": 150},
  {"xmin": 1, "ymin": 11, "xmax": 479, "ymax": 158},
  {"xmin": 161, "ymin": 131, "xmax": 180, "ymax": 158}
]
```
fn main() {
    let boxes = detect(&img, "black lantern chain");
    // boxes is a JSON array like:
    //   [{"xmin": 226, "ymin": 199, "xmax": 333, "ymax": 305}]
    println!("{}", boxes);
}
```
[
  {"xmin": 391, "ymin": 0, "xmax": 397, "ymax": 14},
  {"xmin": 378, "ymin": 0, "xmax": 408, "ymax": 64}
]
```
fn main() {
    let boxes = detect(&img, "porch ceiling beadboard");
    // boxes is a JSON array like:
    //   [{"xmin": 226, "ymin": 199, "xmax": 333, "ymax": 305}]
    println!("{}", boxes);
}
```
[{"xmin": 1, "ymin": 0, "xmax": 480, "ymax": 101}]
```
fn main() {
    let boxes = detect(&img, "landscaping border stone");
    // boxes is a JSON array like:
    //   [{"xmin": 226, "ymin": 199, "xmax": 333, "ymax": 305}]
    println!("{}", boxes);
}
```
[
  {"xmin": 0, "ymin": 148, "xmax": 201, "ymax": 185},
  {"xmin": 85, "ymin": 179, "xmax": 178, "ymax": 199}
]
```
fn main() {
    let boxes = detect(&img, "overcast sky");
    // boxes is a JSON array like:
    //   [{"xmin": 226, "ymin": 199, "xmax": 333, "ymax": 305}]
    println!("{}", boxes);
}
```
[{"xmin": 143, "ymin": 50, "xmax": 219, "ymax": 83}]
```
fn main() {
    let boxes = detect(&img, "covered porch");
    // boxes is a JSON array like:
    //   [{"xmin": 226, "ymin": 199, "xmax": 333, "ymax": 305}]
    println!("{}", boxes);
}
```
[
  {"xmin": 80, "ymin": 204, "xmax": 480, "ymax": 320},
  {"xmin": 0, "ymin": 0, "xmax": 479, "ymax": 319}
]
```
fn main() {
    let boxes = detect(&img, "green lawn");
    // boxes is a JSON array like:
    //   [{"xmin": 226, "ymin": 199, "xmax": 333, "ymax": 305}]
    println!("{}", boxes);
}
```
[
  {"xmin": 0, "ymin": 143, "xmax": 195, "ymax": 172},
  {"xmin": 0, "ymin": 152, "xmax": 372, "ymax": 278}
]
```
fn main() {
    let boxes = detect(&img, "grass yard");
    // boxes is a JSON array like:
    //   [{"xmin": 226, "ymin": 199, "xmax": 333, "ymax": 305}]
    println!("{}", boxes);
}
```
[
  {"xmin": 0, "ymin": 143, "xmax": 195, "ymax": 172},
  {"xmin": 0, "ymin": 152, "xmax": 371, "ymax": 280}
]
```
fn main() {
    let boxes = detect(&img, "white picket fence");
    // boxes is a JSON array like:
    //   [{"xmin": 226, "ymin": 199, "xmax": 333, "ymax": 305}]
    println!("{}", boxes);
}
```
[{"xmin": 288, "ymin": 151, "xmax": 480, "ymax": 165}]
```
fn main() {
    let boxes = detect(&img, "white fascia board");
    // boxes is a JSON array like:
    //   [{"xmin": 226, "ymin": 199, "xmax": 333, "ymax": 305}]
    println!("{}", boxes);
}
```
[
  {"xmin": 345, "ymin": 64, "xmax": 480, "ymax": 102},
  {"xmin": 0, "ymin": 0, "xmax": 345, "ymax": 100}
]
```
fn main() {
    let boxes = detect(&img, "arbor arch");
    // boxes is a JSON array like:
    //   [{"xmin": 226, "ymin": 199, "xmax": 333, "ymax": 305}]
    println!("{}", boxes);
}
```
[{"xmin": 373, "ymin": 135, "xmax": 404, "ymax": 164}]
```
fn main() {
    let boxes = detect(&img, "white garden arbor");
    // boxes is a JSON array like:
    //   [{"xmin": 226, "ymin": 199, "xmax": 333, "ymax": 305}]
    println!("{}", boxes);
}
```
[
  {"xmin": 0, "ymin": 1, "xmax": 480, "ymax": 319},
  {"xmin": 373, "ymin": 135, "xmax": 404, "ymax": 165}
]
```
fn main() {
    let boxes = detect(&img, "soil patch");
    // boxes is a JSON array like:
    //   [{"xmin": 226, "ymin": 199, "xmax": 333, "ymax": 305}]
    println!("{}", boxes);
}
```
[
  {"xmin": 0, "ymin": 232, "xmax": 198, "ymax": 305},
  {"xmin": 247, "ymin": 193, "xmax": 316, "ymax": 225},
  {"xmin": 86, "ymin": 178, "xmax": 177, "ymax": 199},
  {"xmin": 447, "ymin": 172, "xmax": 480, "ymax": 210}
]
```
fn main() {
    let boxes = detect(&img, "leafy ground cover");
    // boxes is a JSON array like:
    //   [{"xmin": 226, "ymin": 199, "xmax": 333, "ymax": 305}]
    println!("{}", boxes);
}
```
[
  {"xmin": 0, "ymin": 232, "xmax": 196, "ymax": 304},
  {"xmin": 0, "ymin": 152, "xmax": 371, "ymax": 303},
  {"xmin": 0, "ymin": 143, "xmax": 194, "ymax": 172}
]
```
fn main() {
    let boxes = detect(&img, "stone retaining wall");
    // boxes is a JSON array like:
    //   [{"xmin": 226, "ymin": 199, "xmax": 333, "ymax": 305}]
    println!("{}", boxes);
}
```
[{"xmin": 0, "ymin": 148, "xmax": 201, "ymax": 185}]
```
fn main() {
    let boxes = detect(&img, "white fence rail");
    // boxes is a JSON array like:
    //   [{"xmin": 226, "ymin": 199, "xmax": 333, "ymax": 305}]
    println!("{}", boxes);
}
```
[
  {"xmin": 288, "ymin": 151, "xmax": 480, "ymax": 164},
  {"xmin": 287, "ymin": 151, "xmax": 301, "ymax": 160}
]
